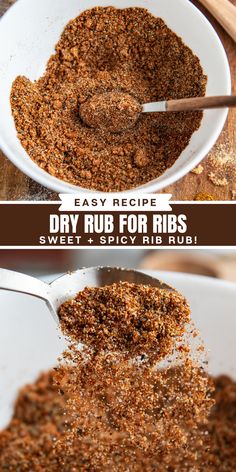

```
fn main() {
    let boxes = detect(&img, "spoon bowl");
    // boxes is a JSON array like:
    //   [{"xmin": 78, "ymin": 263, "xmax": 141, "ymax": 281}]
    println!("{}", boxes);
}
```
[{"xmin": 0, "ymin": 267, "xmax": 174, "ymax": 324}]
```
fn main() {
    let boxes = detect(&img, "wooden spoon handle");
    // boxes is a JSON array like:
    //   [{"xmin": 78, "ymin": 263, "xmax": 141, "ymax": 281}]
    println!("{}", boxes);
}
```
[
  {"xmin": 167, "ymin": 95, "xmax": 236, "ymax": 112},
  {"xmin": 198, "ymin": 0, "xmax": 236, "ymax": 42}
]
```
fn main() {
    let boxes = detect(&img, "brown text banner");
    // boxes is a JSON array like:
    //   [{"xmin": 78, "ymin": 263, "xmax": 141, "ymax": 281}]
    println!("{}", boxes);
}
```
[{"xmin": 0, "ymin": 203, "xmax": 235, "ymax": 248}]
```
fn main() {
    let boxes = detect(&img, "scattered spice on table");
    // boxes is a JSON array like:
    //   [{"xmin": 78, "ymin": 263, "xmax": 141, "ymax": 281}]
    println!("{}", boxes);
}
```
[
  {"xmin": 208, "ymin": 172, "xmax": 228, "ymax": 187},
  {"xmin": 11, "ymin": 6, "xmax": 207, "ymax": 192},
  {"xmin": 208, "ymin": 140, "xmax": 236, "ymax": 189},
  {"xmin": 232, "ymin": 190, "xmax": 236, "ymax": 200},
  {"xmin": 191, "ymin": 164, "xmax": 204, "ymax": 175},
  {"xmin": 194, "ymin": 192, "xmax": 215, "ymax": 201}
]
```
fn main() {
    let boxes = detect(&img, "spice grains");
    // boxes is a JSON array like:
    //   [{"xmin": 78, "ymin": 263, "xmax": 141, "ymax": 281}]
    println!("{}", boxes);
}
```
[
  {"xmin": 79, "ymin": 91, "xmax": 142, "ymax": 133},
  {"xmin": 0, "ymin": 281, "xmax": 216, "ymax": 470},
  {"xmin": 58, "ymin": 282, "xmax": 190, "ymax": 360},
  {"xmin": 11, "ymin": 7, "xmax": 207, "ymax": 191},
  {"xmin": 1, "ymin": 372, "xmax": 235, "ymax": 471}
]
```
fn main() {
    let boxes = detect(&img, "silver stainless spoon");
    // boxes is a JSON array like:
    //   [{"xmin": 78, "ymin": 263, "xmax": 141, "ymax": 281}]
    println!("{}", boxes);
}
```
[{"xmin": 0, "ymin": 267, "xmax": 174, "ymax": 324}]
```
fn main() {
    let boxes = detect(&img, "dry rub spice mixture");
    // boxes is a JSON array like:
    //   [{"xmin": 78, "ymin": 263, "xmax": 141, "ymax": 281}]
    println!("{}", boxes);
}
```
[
  {"xmin": 1, "ymin": 371, "xmax": 235, "ymax": 471},
  {"xmin": 208, "ymin": 140, "xmax": 236, "ymax": 190},
  {"xmin": 0, "ymin": 282, "xmax": 220, "ymax": 470},
  {"xmin": 194, "ymin": 192, "xmax": 215, "ymax": 201},
  {"xmin": 80, "ymin": 91, "xmax": 142, "ymax": 133},
  {"xmin": 58, "ymin": 282, "xmax": 190, "ymax": 362},
  {"xmin": 11, "ymin": 7, "xmax": 207, "ymax": 192}
]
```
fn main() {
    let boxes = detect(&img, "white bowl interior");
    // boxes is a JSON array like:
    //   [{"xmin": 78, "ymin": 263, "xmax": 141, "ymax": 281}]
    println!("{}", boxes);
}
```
[
  {"xmin": 0, "ymin": 270, "xmax": 235, "ymax": 429},
  {"xmin": 0, "ymin": 0, "xmax": 231, "ymax": 194}
]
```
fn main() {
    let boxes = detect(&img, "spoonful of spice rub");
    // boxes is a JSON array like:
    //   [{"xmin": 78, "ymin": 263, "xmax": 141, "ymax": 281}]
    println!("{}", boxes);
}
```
[
  {"xmin": 58, "ymin": 280, "xmax": 190, "ymax": 361},
  {"xmin": 80, "ymin": 92, "xmax": 236, "ymax": 133},
  {"xmin": 79, "ymin": 92, "xmax": 142, "ymax": 133},
  {"xmin": 0, "ymin": 266, "xmax": 189, "ymax": 361}
]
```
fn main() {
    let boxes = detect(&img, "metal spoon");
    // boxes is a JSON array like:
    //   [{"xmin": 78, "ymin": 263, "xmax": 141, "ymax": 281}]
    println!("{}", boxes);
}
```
[{"xmin": 0, "ymin": 267, "xmax": 174, "ymax": 324}]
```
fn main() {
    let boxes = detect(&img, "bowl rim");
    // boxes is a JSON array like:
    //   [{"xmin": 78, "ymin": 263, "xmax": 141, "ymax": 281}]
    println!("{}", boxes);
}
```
[
  {"xmin": 0, "ymin": 0, "xmax": 232, "ymax": 195},
  {"xmin": 44, "ymin": 269, "xmax": 236, "ymax": 293}
]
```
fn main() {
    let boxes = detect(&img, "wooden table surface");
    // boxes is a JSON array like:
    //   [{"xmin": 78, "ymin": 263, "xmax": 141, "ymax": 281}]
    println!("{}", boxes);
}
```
[{"xmin": 0, "ymin": 0, "xmax": 235, "ymax": 201}]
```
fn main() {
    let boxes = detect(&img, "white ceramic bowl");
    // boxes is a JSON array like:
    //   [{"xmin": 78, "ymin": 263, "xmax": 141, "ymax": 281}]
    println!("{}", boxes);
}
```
[
  {"xmin": 0, "ymin": 0, "xmax": 231, "ymax": 194},
  {"xmin": 0, "ymin": 270, "xmax": 235, "ymax": 430}
]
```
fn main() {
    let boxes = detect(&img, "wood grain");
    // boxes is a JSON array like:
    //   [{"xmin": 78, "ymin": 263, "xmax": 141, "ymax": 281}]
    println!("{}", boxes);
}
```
[
  {"xmin": 0, "ymin": 0, "xmax": 235, "ymax": 200},
  {"xmin": 164, "ymin": 0, "xmax": 236, "ymax": 201},
  {"xmin": 167, "ymin": 95, "xmax": 236, "ymax": 112},
  {"xmin": 199, "ymin": 0, "xmax": 236, "ymax": 42}
]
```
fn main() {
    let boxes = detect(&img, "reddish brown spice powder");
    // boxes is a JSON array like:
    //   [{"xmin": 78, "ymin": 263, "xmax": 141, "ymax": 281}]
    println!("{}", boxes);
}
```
[
  {"xmin": 11, "ymin": 7, "xmax": 207, "ymax": 192},
  {"xmin": 1, "ymin": 370, "xmax": 235, "ymax": 471},
  {"xmin": 0, "ymin": 282, "xmax": 223, "ymax": 470},
  {"xmin": 58, "ymin": 282, "xmax": 190, "ymax": 362},
  {"xmin": 80, "ymin": 91, "xmax": 142, "ymax": 133},
  {"xmin": 56, "ymin": 282, "xmax": 213, "ymax": 469}
]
